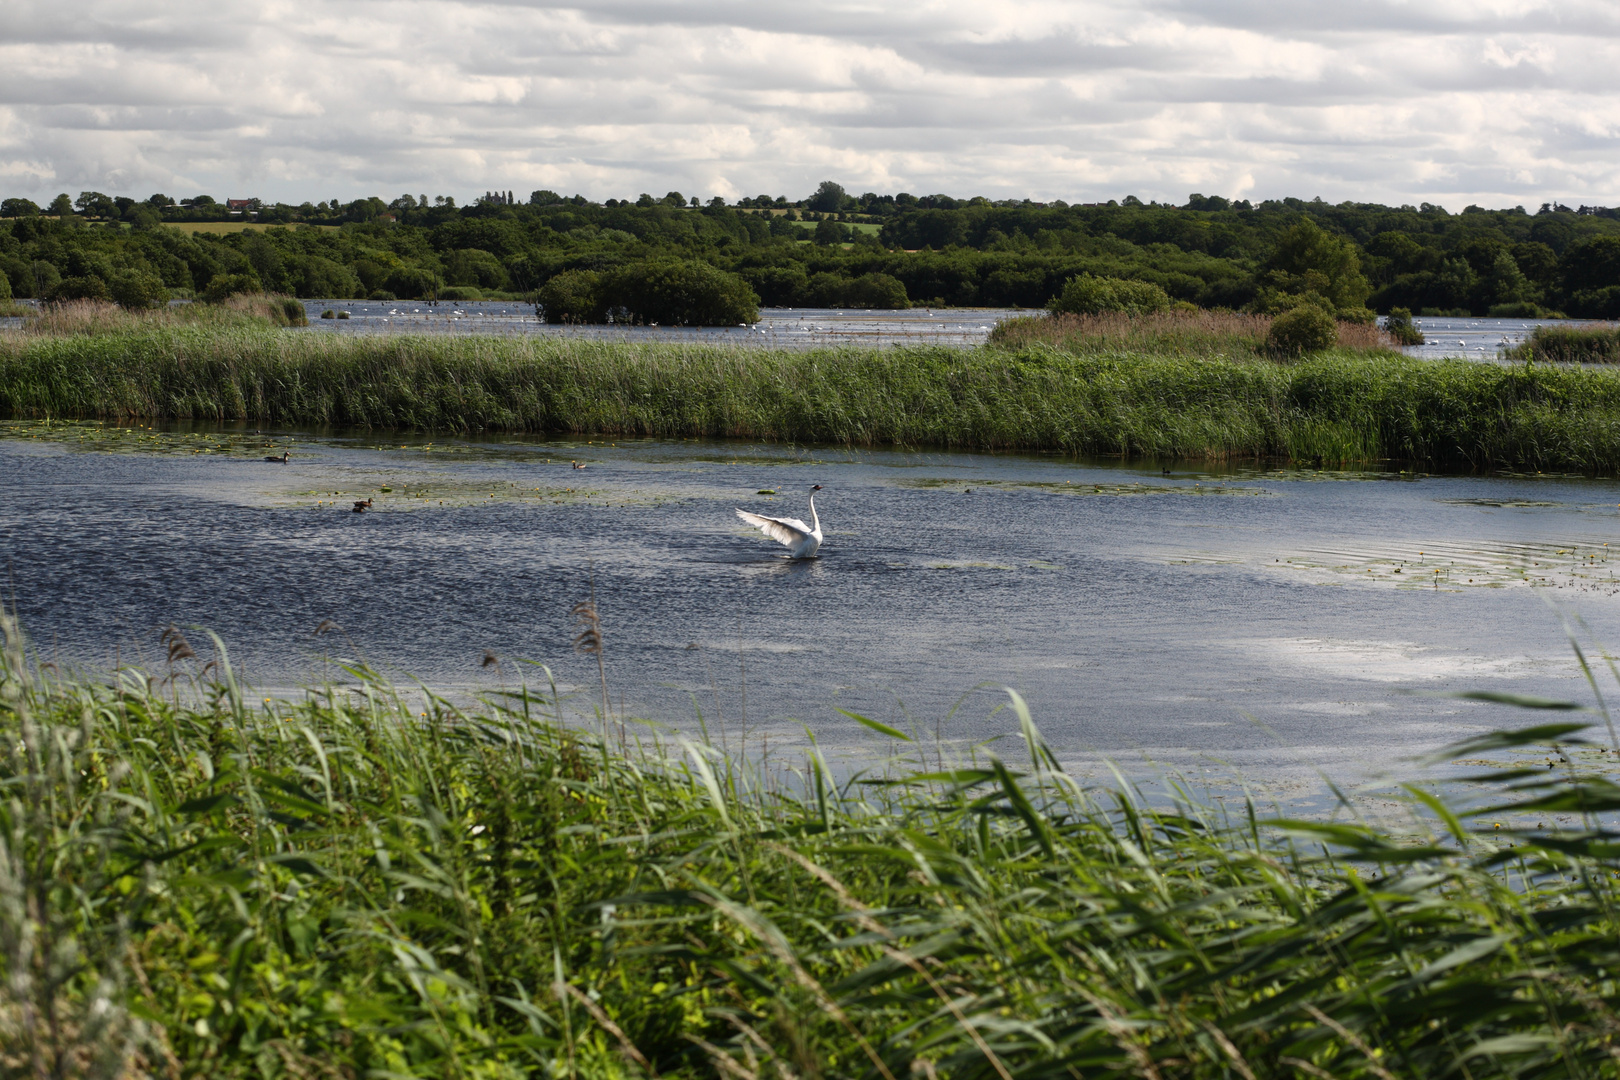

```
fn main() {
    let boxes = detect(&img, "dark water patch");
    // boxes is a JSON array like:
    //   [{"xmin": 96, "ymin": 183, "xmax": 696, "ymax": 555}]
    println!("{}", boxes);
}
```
[{"xmin": 5, "ymin": 425, "xmax": 1620, "ymax": 796}]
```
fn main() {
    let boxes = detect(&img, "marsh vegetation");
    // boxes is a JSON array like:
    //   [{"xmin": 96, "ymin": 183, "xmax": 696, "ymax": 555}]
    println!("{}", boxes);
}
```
[
  {"xmin": 7, "ymin": 301, "xmax": 1620, "ymax": 471},
  {"xmin": 5, "ymin": 605, "xmax": 1620, "ymax": 1079}
]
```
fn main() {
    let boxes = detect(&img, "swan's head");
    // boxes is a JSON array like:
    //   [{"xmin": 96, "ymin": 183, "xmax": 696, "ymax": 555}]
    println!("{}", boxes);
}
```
[{"xmin": 811, "ymin": 484, "xmax": 823, "ymax": 491}]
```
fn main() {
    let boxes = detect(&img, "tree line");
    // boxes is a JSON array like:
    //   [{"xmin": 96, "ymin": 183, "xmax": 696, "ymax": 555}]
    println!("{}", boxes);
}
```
[{"xmin": 3, "ymin": 182, "xmax": 1620, "ymax": 321}]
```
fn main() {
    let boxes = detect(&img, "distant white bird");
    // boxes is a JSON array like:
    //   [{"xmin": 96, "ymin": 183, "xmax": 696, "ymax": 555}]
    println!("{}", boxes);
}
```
[{"xmin": 737, "ymin": 485, "xmax": 824, "ymax": 558}]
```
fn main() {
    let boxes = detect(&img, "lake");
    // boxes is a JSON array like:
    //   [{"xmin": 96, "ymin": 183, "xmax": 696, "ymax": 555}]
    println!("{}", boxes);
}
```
[
  {"xmin": 0, "ymin": 301, "xmax": 1599, "ymax": 361},
  {"xmin": 4, "ymin": 422, "xmax": 1618, "ymax": 805}
]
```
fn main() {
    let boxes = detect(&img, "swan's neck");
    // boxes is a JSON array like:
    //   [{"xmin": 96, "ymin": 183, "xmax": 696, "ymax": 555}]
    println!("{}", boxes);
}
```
[{"xmin": 808, "ymin": 494, "xmax": 820, "ymax": 532}]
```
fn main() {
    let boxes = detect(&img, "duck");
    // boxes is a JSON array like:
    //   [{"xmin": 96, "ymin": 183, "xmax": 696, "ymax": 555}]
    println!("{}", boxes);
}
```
[
  {"xmin": 737, "ymin": 485, "xmax": 823, "ymax": 559},
  {"xmin": 352, "ymin": 498, "xmax": 374, "ymax": 513},
  {"xmin": 572, "ymin": 460, "xmax": 587, "ymax": 469},
  {"xmin": 264, "ymin": 451, "xmax": 289, "ymax": 463}
]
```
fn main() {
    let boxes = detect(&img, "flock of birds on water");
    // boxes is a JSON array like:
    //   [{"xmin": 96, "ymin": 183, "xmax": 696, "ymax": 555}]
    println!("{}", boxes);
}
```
[{"xmin": 263, "ymin": 449, "xmax": 828, "ymax": 557}]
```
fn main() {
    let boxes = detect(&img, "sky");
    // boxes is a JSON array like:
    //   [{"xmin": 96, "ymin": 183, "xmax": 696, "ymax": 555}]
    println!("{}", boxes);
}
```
[{"xmin": 3, "ymin": 0, "xmax": 1619, "ymax": 210}]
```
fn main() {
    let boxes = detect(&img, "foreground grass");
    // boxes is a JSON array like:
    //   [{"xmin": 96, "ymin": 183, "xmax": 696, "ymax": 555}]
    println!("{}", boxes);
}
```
[
  {"xmin": 6, "ymin": 612, "xmax": 1620, "ymax": 1079},
  {"xmin": 8, "ymin": 304, "xmax": 1620, "ymax": 469}
]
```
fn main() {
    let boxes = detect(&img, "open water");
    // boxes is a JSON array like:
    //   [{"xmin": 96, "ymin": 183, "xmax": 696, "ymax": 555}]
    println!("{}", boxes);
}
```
[
  {"xmin": 4, "ymin": 423, "xmax": 1620, "ymax": 805},
  {"xmin": 0, "ymin": 302, "xmax": 1604, "ymax": 360}
]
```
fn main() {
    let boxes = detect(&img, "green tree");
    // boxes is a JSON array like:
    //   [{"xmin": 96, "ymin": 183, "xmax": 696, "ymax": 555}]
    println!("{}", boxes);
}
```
[
  {"xmin": 537, "ymin": 270, "xmax": 604, "ymax": 323},
  {"xmin": 201, "ymin": 273, "xmax": 262, "ymax": 302},
  {"xmin": 46, "ymin": 275, "xmax": 111, "ymax": 302},
  {"xmin": 444, "ymin": 248, "xmax": 509, "ymax": 291},
  {"xmin": 48, "ymin": 193, "xmax": 74, "ymax": 217},
  {"xmin": 807, "ymin": 181, "xmax": 847, "ymax": 213},
  {"xmin": 108, "ymin": 268, "xmax": 170, "ymax": 309},
  {"xmin": 1262, "ymin": 217, "xmax": 1371, "ymax": 313},
  {"xmin": 74, "ymin": 191, "xmax": 115, "ymax": 218},
  {"xmin": 844, "ymin": 272, "xmax": 908, "ymax": 309},
  {"xmin": 813, "ymin": 216, "xmax": 848, "ymax": 245},
  {"xmin": 603, "ymin": 259, "xmax": 759, "ymax": 325},
  {"xmin": 1, "ymin": 198, "xmax": 39, "ymax": 217}
]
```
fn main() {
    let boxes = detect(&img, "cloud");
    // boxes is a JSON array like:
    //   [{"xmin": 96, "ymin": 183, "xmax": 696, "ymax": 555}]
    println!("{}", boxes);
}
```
[{"xmin": 2, "ymin": 0, "xmax": 1618, "ymax": 208}]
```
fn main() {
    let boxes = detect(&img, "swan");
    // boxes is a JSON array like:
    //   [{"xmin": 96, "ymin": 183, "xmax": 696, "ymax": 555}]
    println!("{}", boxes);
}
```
[{"xmin": 737, "ymin": 485, "xmax": 823, "ymax": 558}]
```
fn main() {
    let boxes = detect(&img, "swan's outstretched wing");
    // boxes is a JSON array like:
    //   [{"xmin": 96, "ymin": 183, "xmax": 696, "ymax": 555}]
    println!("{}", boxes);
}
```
[{"xmin": 736, "ymin": 509, "xmax": 812, "ymax": 548}]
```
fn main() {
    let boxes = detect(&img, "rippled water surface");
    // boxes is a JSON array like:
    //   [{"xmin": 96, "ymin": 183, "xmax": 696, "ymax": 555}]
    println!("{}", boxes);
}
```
[
  {"xmin": 5, "ymin": 423, "xmax": 1620, "ymax": 796},
  {"xmin": 297, "ymin": 301, "xmax": 1017, "ymax": 347}
]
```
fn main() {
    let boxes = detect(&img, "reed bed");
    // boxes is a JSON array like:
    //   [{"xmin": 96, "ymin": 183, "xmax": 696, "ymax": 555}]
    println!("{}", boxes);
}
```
[
  {"xmin": 1506, "ymin": 323, "xmax": 1620, "ymax": 365},
  {"xmin": 10, "ymin": 296, "xmax": 305, "ymax": 336},
  {"xmin": 5, "ymin": 609, "xmax": 1620, "ymax": 1079},
  {"xmin": 987, "ymin": 311, "xmax": 1396, "ymax": 355},
  {"xmin": 7, "ymin": 320, "xmax": 1620, "ymax": 470}
]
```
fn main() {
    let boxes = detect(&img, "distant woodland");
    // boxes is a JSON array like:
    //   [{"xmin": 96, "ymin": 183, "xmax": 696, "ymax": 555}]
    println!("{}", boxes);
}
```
[{"xmin": 5, "ymin": 181, "xmax": 1620, "ymax": 319}]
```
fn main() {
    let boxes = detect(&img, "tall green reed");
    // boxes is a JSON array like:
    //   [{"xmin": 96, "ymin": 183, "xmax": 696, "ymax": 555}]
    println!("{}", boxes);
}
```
[
  {"xmin": 1506, "ymin": 324, "xmax": 1620, "ymax": 365},
  {"xmin": 5, "ymin": 604, "xmax": 1620, "ymax": 1078},
  {"xmin": 6, "ymin": 323, "xmax": 1620, "ymax": 470}
]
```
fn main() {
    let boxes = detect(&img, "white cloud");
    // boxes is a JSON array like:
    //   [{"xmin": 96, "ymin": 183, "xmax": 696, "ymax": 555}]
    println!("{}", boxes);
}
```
[{"xmin": 1, "ymin": 0, "xmax": 1618, "ymax": 208}]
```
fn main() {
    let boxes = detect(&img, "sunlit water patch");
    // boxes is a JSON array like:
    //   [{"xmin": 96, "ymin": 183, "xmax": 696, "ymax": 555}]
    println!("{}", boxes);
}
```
[{"xmin": 6, "ymin": 422, "xmax": 1620, "ymax": 808}]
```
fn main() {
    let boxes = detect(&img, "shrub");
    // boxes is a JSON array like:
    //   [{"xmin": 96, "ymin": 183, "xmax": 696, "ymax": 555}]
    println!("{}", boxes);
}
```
[
  {"xmin": 1048, "ymin": 273, "xmax": 1172, "ymax": 316},
  {"xmin": 336, "ymin": 309, "xmax": 350, "ymax": 319},
  {"xmin": 107, "ymin": 268, "xmax": 170, "ymax": 310},
  {"xmin": 438, "ymin": 285, "xmax": 483, "ymax": 302},
  {"xmin": 1267, "ymin": 304, "xmax": 1338, "ymax": 357},
  {"xmin": 1384, "ymin": 307, "xmax": 1424, "ymax": 345},
  {"xmin": 843, "ymin": 272, "xmax": 909, "ymax": 310},
  {"xmin": 321, "ymin": 308, "xmax": 335, "ymax": 319},
  {"xmin": 367, "ymin": 290, "xmax": 396, "ymax": 301},
  {"xmin": 740, "ymin": 265, "xmax": 808, "ymax": 306},
  {"xmin": 602, "ymin": 259, "xmax": 759, "ymax": 325},
  {"xmin": 1568, "ymin": 286, "xmax": 1620, "ymax": 320},
  {"xmin": 0, "ymin": 271, "xmax": 10, "ymax": 302},
  {"xmin": 1488, "ymin": 301, "xmax": 1545, "ymax": 318},
  {"xmin": 384, "ymin": 267, "xmax": 440, "ymax": 300},
  {"xmin": 814, "ymin": 216, "xmax": 849, "ymax": 245},
  {"xmin": 1505, "ymin": 323, "xmax": 1620, "ymax": 364},
  {"xmin": 1336, "ymin": 306, "xmax": 1376, "ymax": 325},
  {"xmin": 201, "ymin": 273, "xmax": 261, "ymax": 303},
  {"xmin": 538, "ymin": 270, "xmax": 605, "ymax": 324},
  {"xmin": 45, "ymin": 275, "xmax": 111, "ymax": 303}
]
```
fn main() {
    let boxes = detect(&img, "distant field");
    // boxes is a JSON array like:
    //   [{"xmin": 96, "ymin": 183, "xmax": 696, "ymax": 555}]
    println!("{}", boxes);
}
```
[
  {"xmin": 787, "ymin": 219, "xmax": 882, "ymax": 235},
  {"xmin": 165, "ymin": 221, "xmax": 338, "ymax": 234}
]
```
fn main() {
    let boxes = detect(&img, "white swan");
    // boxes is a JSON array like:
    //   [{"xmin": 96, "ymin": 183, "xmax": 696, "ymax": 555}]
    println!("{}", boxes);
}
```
[{"xmin": 737, "ymin": 485, "xmax": 823, "ymax": 558}]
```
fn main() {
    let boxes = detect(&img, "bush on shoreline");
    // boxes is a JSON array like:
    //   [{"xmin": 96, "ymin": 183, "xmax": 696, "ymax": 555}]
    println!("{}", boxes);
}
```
[
  {"xmin": 1265, "ymin": 304, "xmax": 1338, "ymax": 357},
  {"xmin": 1505, "ymin": 322, "xmax": 1620, "ymax": 364},
  {"xmin": 537, "ymin": 259, "xmax": 760, "ymax": 326},
  {"xmin": 1047, "ymin": 272, "xmax": 1172, "ymax": 317},
  {"xmin": 3, "ymin": 609, "xmax": 1620, "ymax": 1077}
]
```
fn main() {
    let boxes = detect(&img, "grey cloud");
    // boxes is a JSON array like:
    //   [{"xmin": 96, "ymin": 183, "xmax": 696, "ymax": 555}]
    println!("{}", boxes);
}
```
[{"xmin": 2, "ymin": 0, "xmax": 1619, "ymax": 208}]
